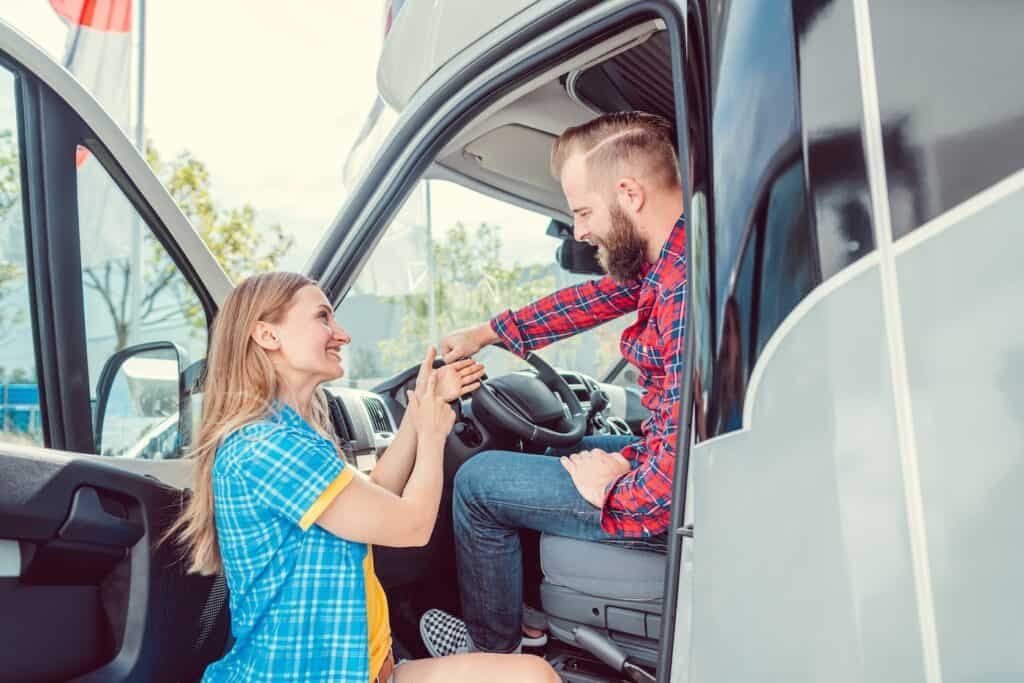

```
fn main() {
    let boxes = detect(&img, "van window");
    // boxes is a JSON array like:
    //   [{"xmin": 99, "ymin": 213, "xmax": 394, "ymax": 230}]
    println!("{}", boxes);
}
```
[
  {"xmin": 706, "ymin": 0, "xmax": 816, "ymax": 438},
  {"xmin": 754, "ymin": 161, "xmax": 815, "ymax": 357},
  {"xmin": 335, "ymin": 180, "xmax": 631, "ymax": 386},
  {"xmin": 77, "ymin": 153, "xmax": 207, "ymax": 458},
  {"xmin": 0, "ymin": 66, "xmax": 44, "ymax": 447}
]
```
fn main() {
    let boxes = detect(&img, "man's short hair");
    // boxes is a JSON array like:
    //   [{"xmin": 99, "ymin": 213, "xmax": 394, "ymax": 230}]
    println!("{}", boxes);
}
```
[{"xmin": 550, "ymin": 111, "xmax": 680, "ymax": 192}]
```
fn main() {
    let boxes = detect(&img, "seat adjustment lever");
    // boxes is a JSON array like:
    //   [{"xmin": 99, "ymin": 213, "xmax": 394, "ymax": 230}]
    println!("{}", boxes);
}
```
[{"xmin": 572, "ymin": 625, "xmax": 655, "ymax": 683}]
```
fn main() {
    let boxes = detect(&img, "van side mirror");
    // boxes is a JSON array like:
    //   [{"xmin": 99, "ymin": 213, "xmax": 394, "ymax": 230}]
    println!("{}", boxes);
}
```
[
  {"xmin": 94, "ymin": 342, "xmax": 186, "ymax": 459},
  {"xmin": 556, "ymin": 239, "xmax": 605, "ymax": 276},
  {"xmin": 547, "ymin": 219, "xmax": 606, "ymax": 276}
]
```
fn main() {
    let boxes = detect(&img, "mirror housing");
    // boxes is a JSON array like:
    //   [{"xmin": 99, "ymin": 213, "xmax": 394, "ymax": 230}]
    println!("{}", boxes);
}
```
[
  {"xmin": 94, "ymin": 342, "xmax": 187, "ymax": 458},
  {"xmin": 556, "ymin": 239, "xmax": 605, "ymax": 276},
  {"xmin": 547, "ymin": 219, "xmax": 606, "ymax": 276}
]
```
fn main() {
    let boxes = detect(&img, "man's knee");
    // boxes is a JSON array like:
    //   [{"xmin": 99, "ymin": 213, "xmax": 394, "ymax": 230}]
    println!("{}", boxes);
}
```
[{"xmin": 453, "ymin": 450, "xmax": 500, "ymax": 502}]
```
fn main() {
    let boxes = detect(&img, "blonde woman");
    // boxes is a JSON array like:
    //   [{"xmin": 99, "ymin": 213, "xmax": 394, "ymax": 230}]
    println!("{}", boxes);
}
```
[{"xmin": 166, "ymin": 272, "xmax": 558, "ymax": 683}]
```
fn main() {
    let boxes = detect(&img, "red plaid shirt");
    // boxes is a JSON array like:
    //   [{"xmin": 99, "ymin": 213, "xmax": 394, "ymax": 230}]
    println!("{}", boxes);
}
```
[{"xmin": 491, "ymin": 217, "xmax": 686, "ymax": 537}]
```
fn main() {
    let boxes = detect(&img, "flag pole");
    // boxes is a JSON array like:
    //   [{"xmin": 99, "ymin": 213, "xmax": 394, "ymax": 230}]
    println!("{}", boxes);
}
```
[
  {"xmin": 134, "ymin": 0, "xmax": 145, "ymax": 151},
  {"xmin": 127, "ymin": 0, "xmax": 146, "ymax": 346}
]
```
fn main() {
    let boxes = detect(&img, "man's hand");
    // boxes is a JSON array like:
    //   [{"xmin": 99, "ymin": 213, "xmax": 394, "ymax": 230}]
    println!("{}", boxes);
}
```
[
  {"xmin": 441, "ymin": 323, "xmax": 499, "ymax": 364},
  {"xmin": 560, "ymin": 448, "xmax": 631, "ymax": 508}
]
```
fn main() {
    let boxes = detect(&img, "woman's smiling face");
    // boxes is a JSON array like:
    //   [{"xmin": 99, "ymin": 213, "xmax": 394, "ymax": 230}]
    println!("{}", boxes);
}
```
[{"xmin": 270, "ymin": 284, "xmax": 351, "ymax": 384}]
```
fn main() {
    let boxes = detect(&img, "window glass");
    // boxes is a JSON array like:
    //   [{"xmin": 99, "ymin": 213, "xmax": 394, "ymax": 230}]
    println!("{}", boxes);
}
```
[
  {"xmin": 0, "ymin": 67, "xmax": 44, "ymax": 447},
  {"xmin": 77, "ymin": 151, "xmax": 208, "ymax": 458},
  {"xmin": 335, "ymin": 180, "xmax": 632, "ymax": 387},
  {"xmin": 710, "ymin": 160, "xmax": 817, "ymax": 437},
  {"xmin": 713, "ymin": 227, "xmax": 757, "ymax": 434},
  {"xmin": 755, "ymin": 162, "xmax": 815, "ymax": 356}
]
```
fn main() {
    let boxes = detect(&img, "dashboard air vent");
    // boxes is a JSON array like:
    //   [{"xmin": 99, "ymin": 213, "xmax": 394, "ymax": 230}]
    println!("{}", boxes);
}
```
[{"xmin": 362, "ymin": 397, "xmax": 391, "ymax": 434}]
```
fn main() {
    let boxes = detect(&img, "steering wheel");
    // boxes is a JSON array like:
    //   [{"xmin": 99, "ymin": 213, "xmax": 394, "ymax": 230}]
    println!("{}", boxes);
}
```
[{"xmin": 471, "ymin": 347, "xmax": 587, "ymax": 447}]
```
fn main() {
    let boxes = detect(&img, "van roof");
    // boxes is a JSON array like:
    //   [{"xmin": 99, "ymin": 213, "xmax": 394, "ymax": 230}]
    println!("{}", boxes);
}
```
[{"xmin": 377, "ymin": 0, "xmax": 541, "ymax": 112}]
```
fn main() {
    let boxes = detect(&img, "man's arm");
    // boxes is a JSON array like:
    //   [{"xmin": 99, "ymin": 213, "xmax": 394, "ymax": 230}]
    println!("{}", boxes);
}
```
[
  {"xmin": 442, "ymin": 275, "xmax": 641, "ymax": 362},
  {"xmin": 599, "ymin": 280, "xmax": 686, "ymax": 537}
]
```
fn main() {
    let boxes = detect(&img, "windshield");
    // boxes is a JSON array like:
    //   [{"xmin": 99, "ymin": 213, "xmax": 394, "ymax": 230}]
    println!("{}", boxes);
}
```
[{"xmin": 334, "ymin": 180, "xmax": 631, "ymax": 388}]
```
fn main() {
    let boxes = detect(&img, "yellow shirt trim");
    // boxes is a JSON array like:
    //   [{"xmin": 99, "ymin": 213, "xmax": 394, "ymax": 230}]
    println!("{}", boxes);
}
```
[
  {"xmin": 298, "ymin": 467, "xmax": 356, "ymax": 531},
  {"xmin": 365, "ymin": 548, "xmax": 392, "ymax": 682}
]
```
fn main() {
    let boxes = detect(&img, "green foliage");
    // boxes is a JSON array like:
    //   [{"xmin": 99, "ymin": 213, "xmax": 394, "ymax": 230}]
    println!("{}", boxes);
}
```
[
  {"xmin": 80, "ymin": 142, "xmax": 295, "ymax": 351},
  {"xmin": 347, "ymin": 346, "xmax": 383, "ymax": 381},
  {"xmin": 379, "ymin": 222, "xmax": 555, "ymax": 369},
  {"xmin": 0, "ymin": 130, "xmax": 26, "ymax": 337},
  {"xmin": 0, "ymin": 365, "xmax": 36, "ymax": 383},
  {"xmin": 0, "ymin": 129, "xmax": 18, "ymax": 217},
  {"xmin": 148, "ymin": 145, "xmax": 293, "ymax": 280}
]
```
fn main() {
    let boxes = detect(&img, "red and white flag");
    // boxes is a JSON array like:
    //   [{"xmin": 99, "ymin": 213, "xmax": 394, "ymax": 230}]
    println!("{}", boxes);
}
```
[
  {"xmin": 50, "ymin": 0, "xmax": 136, "ymax": 264},
  {"xmin": 50, "ymin": 0, "xmax": 133, "ymax": 150}
]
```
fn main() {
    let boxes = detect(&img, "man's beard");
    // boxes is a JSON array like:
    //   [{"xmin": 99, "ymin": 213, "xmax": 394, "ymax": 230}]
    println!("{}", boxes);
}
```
[{"xmin": 594, "ymin": 206, "xmax": 648, "ymax": 283}]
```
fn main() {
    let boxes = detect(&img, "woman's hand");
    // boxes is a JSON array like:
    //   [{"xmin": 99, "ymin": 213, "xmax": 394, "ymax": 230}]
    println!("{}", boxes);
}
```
[
  {"xmin": 412, "ymin": 347, "xmax": 485, "ymax": 403},
  {"xmin": 412, "ymin": 346, "xmax": 438, "ymax": 402},
  {"xmin": 434, "ymin": 358, "xmax": 485, "ymax": 402},
  {"xmin": 406, "ymin": 371, "xmax": 456, "ymax": 447}
]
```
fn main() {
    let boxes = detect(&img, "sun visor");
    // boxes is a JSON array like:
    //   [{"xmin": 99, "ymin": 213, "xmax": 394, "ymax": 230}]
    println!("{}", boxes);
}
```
[{"xmin": 461, "ymin": 124, "xmax": 558, "ymax": 194}]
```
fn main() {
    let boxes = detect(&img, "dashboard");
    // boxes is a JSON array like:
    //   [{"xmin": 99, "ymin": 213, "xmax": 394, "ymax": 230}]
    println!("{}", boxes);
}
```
[
  {"xmin": 324, "ymin": 369, "xmax": 648, "ymax": 474},
  {"xmin": 324, "ymin": 387, "xmax": 398, "ymax": 473}
]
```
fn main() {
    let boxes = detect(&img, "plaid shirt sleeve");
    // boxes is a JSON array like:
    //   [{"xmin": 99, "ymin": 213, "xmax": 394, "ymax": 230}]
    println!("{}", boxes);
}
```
[
  {"xmin": 237, "ymin": 425, "xmax": 350, "ymax": 530},
  {"xmin": 600, "ymin": 279, "xmax": 686, "ymax": 537},
  {"xmin": 490, "ymin": 275, "xmax": 642, "ymax": 356}
]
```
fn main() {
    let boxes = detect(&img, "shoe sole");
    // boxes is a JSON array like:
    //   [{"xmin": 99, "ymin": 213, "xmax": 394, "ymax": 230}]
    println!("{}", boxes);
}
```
[{"xmin": 522, "ymin": 633, "xmax": 548, "ymax": 648}]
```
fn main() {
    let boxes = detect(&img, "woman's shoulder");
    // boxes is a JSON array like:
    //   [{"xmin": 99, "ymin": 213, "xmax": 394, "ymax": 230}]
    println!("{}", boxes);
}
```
[{"xmin": 214, "ymin": 414, "xmax": 304, "ymax": 470}]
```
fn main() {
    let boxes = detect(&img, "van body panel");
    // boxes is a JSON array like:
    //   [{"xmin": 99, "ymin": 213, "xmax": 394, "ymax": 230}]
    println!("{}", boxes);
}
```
[
  {"xmin": 378, "ymin": 0, "xmax": 541, "ymax": 111},
  {"xmin": 676, "ymin": 0, "xmax": 1024, "ymax": 681},
  {"xmin": 895, "ymin": 177, "xmax": 1024, "ymax": 681},
  {"xmin": 687, "ymin": 264, "xmax": 927, "ymax": 682},
  {"xmin": 867, "ymin": 0, "xmax": 1024, "ymax": 239}
]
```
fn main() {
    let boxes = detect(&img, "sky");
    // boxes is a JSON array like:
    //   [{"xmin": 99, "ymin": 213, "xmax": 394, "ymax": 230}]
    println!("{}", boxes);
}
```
[{"xmin": 0, "ymin": 0, "xmax": 553, "ymax": 273}]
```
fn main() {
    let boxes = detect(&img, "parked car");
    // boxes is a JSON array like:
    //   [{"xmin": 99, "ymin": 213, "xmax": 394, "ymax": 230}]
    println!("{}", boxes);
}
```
[{"xmin": 1, "ymin": 0, "xmax": 1021, "ymax": 681}]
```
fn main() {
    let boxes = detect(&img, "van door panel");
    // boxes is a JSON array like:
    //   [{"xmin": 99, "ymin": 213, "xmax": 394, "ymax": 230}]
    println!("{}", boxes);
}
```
[{"xmin": 0, "ymin": 450, "xmax": 229, "ymax": 682}]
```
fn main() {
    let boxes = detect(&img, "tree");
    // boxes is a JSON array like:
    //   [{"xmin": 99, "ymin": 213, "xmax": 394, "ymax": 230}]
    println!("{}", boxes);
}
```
[
  {"xmin": 81, "ymin": 143, "xmax": 294, "ymax": 350},
  {"xmin": 0, "ymin": 129, "xmax": 27, "ymax": 338},
  {"xmin": 379, "ymin": 222, "xmax": 556, "ymax": 369},
  {"xmin": 347, "ymin": 346, "xmax": 383, "ymax": 383},
  {"xmin": 376, "ymin": 220, "xmax": 632, "ymax": 379}
]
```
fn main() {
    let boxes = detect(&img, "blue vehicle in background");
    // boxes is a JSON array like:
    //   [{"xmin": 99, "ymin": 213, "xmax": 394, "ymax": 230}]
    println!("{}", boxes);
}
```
[{"xmin": 1, "ymin": 383, "xmax": 41, "ymax": 440}]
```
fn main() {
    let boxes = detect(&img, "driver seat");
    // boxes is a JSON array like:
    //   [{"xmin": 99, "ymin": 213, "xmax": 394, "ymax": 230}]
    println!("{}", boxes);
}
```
[{"xmin": 539, "ymin": 533, "xmax": 667, "ymax": 667}]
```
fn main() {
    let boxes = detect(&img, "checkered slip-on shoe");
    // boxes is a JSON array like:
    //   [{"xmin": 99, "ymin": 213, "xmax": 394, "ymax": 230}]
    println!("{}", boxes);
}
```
[
  {"xmin": 420, "ymin": 609, "xmax": 471, "ymax": 658},
  {"xmin": 419, "ymin": 608, "xmax": 547, "ymax": 657}
]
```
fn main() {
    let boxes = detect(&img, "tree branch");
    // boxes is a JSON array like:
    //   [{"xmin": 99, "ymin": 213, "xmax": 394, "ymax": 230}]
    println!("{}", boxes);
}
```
[
  {"xmin": 83, "ymin": 266, "xmax": 122, "ymax": 332},
  {"xmin": 140, "ymin": 267, "xmax": 178, "ymax": 320}
]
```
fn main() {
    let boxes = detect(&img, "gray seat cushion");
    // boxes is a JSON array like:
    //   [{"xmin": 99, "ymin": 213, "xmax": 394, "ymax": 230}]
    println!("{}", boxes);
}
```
[{"xmin": 539, "ymin": 533, "xmax": 668, "ymax": 603}]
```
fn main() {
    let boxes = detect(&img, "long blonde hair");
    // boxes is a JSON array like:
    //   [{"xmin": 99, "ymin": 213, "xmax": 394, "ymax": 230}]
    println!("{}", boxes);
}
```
[{"xmin": 164, "ymin": 271, "xmax": 341, "ymax": 575}]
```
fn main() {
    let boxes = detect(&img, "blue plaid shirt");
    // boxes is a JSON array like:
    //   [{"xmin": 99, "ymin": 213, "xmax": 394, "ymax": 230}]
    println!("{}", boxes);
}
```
[{"xmin": 203, "ymin": 404, "xmax": 367, "ymax": 682}]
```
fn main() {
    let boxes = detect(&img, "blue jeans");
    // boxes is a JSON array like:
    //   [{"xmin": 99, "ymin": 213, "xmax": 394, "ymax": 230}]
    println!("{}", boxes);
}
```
[{"xmin": 452, "ymin": 434, "xmax": 639, "ymax": 653}]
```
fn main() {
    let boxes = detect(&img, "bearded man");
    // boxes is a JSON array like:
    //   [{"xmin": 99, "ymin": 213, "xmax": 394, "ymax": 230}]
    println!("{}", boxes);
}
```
[{"xmin": 420, "ymin": 112, "xmax": 687, "ymax": 658}]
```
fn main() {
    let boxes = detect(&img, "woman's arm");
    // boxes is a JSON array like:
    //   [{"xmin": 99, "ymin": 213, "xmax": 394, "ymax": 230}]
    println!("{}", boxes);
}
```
[
  {"xmin": 367, "ymin": 410, "xmax": 419, "ymax": 495},
  {"xmin": 316, "ymin": 370, "xmax": 456, "ymax": 547}
]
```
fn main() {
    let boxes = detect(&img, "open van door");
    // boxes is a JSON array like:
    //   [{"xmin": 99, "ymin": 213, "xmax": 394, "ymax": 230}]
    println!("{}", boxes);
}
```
[{"xmin": 0, "ymin": 20, "xmax": 233, "ymax": 682}]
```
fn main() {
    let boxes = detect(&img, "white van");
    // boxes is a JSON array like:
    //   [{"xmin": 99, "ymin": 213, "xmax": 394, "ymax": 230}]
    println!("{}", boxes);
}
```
[{"xmin": 1, "ymin": 0, "xmax": 1022, "ymax": 681}]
